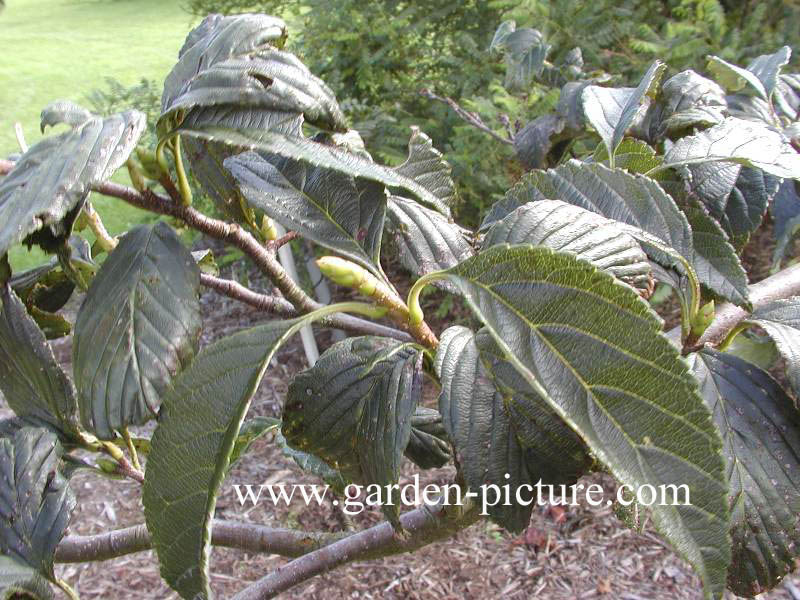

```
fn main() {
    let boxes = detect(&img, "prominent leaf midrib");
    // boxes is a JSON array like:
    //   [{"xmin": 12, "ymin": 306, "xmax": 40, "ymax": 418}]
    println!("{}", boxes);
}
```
[
  {"xmin": 550, "ymin": 168, "xmax": 676, "ymax": 245},
  {"xmin": 457, "ymin": 275, "xmax": 720, "ymax": 464},
  {"xmin": 392, "ymin": 199, "xmax": 464, "ymax": 258},
  {"xmin": 534, "ymin": 327, "xmax": 719, "ymax": 475}
]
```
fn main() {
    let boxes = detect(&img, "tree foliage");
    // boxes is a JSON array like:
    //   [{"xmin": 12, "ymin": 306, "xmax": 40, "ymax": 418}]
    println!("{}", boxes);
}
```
[{"xmin": 0, "ymin": 10, "xmax": 799, "ymax": 600}]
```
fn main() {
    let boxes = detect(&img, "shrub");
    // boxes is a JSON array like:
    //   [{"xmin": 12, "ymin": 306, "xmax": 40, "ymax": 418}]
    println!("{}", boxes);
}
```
[{"xmin": 0, "ymin": 12, "xmax": 800, "ymax": 600}]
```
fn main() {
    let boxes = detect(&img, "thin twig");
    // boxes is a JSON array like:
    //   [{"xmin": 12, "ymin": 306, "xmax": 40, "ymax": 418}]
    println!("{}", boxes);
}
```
[
  {"xmin": 267, "ymin": 230, "xmax": 299, "ymax": 252},
  {"xmin": 200, "ymin": 272, "xmax": 414, "ymax": 341},
  {"xmin": 420, "ymin": 88, "xmax": 514, "ymax": 145},
  {"xmin": 0, "ymin": 158, "xmax": 434, "ymax": 348}
]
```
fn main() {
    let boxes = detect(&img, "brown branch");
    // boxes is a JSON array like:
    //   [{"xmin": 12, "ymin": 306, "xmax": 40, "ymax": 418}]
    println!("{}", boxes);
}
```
[
  {"xmin": 0, "ymin": 159, "xmax": 433, "ymax": 347},
  {"xmin": 267, "ymin": 229, "xmax": 299, "ymax": 252},
  {"xmin": 55, "ymin": 520, "xmax": 346, "ymax": 564},
  {"xmin": 420, "ymin": 89, "xmax": 515, "ymax": 146},
  {"xmin": 681, "ymin": 261, "xmax": 800, "ymax": 351},
  {"xmin": 232, "ymin": 501, "xmax": 481, "ymax": 600},
  {"xmin": 200, "ymin": 272, "xmax": 413, "ymax": 341}
]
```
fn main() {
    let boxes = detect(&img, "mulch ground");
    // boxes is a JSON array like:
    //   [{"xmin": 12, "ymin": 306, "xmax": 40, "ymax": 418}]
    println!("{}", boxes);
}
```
[{"xmin": 3, "ymin": 229, "xmax": 800, "ymax": 599}]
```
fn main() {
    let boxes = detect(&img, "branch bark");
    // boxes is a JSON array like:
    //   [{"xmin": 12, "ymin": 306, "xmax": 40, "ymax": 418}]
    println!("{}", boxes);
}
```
[
  {"xmin": 0, "ymin": 159, "xmax": 420, "ymax": 345},
  {"xmin": 200, "ymin": 272, "xmax": 413, "ymax": 341},
  {"xmin": 681, "ymin": 261, "xmax": 800, "ymax": 351},
  {"xmin": 232, "ymin": 501, "xmax": 481, "ymax": 600},
  {"xmin": 55, "ymin": 520, "xmax": 346, "ymax": 563}
]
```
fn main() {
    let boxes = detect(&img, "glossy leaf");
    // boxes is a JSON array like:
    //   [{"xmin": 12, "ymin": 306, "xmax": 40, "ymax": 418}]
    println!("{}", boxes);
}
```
[
  {"xmin": 0, "ymin": 108, "xmax": 145, "ymax": 257},
  {"xmin": 483, "ymin": 199, "xmax": 654, "ymax": 296},
  {"xmin": 581, "ymin": 61, "xmax": 666, "ymax": 160},
  {"xmin": 662, "ymin": 118, "xmax": 800, "ymax": 179},
  {"xmin": 143, "ymin": 312, "xmax": 332, "ymax": 599},
  {"xmin": 226, "ymin": 151, "xmax": 387, "ymax": 277},
  {"xmin": 0, "ymin": 284, "xmax": 78, "ymax": 435},
  {"xmin": 708, "ymin": 55, "xmax": 770, "ymax": 100},
  {"xmin": 73, "ymin": 223, "xmax": 202, "ymax": 440},
  {"xmin": 746, "ymin": 47, "xmax": 792, "ymax": 99},
  {"xmin": 683, "ymin": 199, "xmax": 750, "ymax": 308},
  {"xmin": 283, "ymin": 336, "xmax": 422, "ymax": 527},
  {"xmin": 749, "ymin": 298, "xmax": 800, "ymax": 397},
  {"xmin": 0, "ymin": 428, "xmax": 75, "ymax": 582},
  {"xmin": 690, "ymin": 350, "xmax": 800, "ymax": 596},
  {"xmin": 387, "ymin": 195, "xmax": 474, "ymax": 291},
  {"xmin": 426, "ymin": 245, "xmax": 730, "ymax": 599}
]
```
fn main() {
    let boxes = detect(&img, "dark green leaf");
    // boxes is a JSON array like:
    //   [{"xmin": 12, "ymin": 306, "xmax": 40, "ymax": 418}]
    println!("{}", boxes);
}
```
[
  {"xmin": 475, "ymin": 329, "xmax": 593, "ymax": 485},
  {"xmin": 274, "ymin": 430, "xmax": 347, "ymax": 492},
  {"xmin": 228, "ymin": 417, "xmax": 279, "ymax": 473},
  {"xmin": 0, "ymin": 428, "xmax": 75, "ymax": 582},
  {"xmin": 771, "ymin": 179, "xmax": 800, "ymax": 269},
  {"xmin": 775, "ymin": 73, "xmax": 800, "ymax": 120},
  {"xmin": 483, "ymin": 199, "xmax": 654, "ymax": 296},
  {"xmin": 426, "ymin": 245, "xmax": 730, "ymax": 599},
  {"xmin": 690, "ymin": 349, "xmax": 800, "ymax": 596},
  {"xmin": 513, "ymin": 114, "xmax": 566, "ymax": 170},
  {"xmin": 683, "ymin": 199, "xmax": 750, "ymax": 308},
  {"xmin": 404, "ymin": 407, "xmax": 451, "ymax": 470},
  {"xmin": 73, "ymin": 222, "xmax": 201, "ymax": 440},
  {"xmin": 179, "ymin": 127, "xmax": 451, "ymax": 217},
  {"xmin": 434, "ymin": 326, "xmax": 537, "ymax": 532},
  {"xmin": 662, "ymin": 118, "xmax": 800, "ymax": 178},
  {"xmin": 226, "ymin": 151, "xmax": 387, "ymax": 277},
  {"xmin": 0, "ymin": 556, "xmax": 53, "ymax": 600},
  {"xmin": 582, "ymin": 61, "xmax": 666, "ymax": 160},
  {"xmin": 387, "ymin": 195, "xmax": 473, "ymax": 291},
  {"xmin": 159, "ymin": 14, "xmax": 345, "ymax": 137},
  {"xmin": 490, "ymin": 23, "xmax": 551, "ymax": 91},
  {"xmin": 394, "ymin": 127, "xmax": 456, "ymax": 215},
  {"xmin": 0, "ymin": 285, "xmax": 78, "ymax": 435},
  {"xmin": 749, "ymin": 298, "xmax": 800, "ymax": 397},
  {"xmin": 717, "ymin": 168, "xmax": 780, "ymax": 246},
  {"xmin": 0, "ymin": 108, "xmax": 145, "ymax": 257},
  {"xmin": 283, "ymin": 336, "xmax": 422, "ymax": 527},
  {"xmin": 142, "ymin": 310, "xmax": 342, "ymax": 598}
]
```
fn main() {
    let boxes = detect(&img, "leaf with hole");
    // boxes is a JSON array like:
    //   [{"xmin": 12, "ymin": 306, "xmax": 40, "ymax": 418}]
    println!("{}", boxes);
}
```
[
  {"xmin": 423, "ymin": 245, "xmax": 730, "ymax": 599},
  {"xmin": 690, "ymin": 349, "xmax": 800, "ymax": 596},
  {"xmin": 73, "ymin": 222, "xmax": 202, "ymax": 440},
  {"xmin": 283, "ymin": 336, "xmax": 422, "ymax": 527}
]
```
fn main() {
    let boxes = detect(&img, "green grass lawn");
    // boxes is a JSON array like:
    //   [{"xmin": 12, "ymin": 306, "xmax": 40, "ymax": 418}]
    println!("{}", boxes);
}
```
[{"xmin": 1, "ymin": 0, "xmax": 199, "ymax": 270}]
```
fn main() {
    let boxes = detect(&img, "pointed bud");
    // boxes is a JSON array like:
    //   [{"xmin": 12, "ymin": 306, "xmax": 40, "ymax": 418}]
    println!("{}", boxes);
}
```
[{"xmin": 691, "ymin": 300, "xmax": 715, "ymax": 337}]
